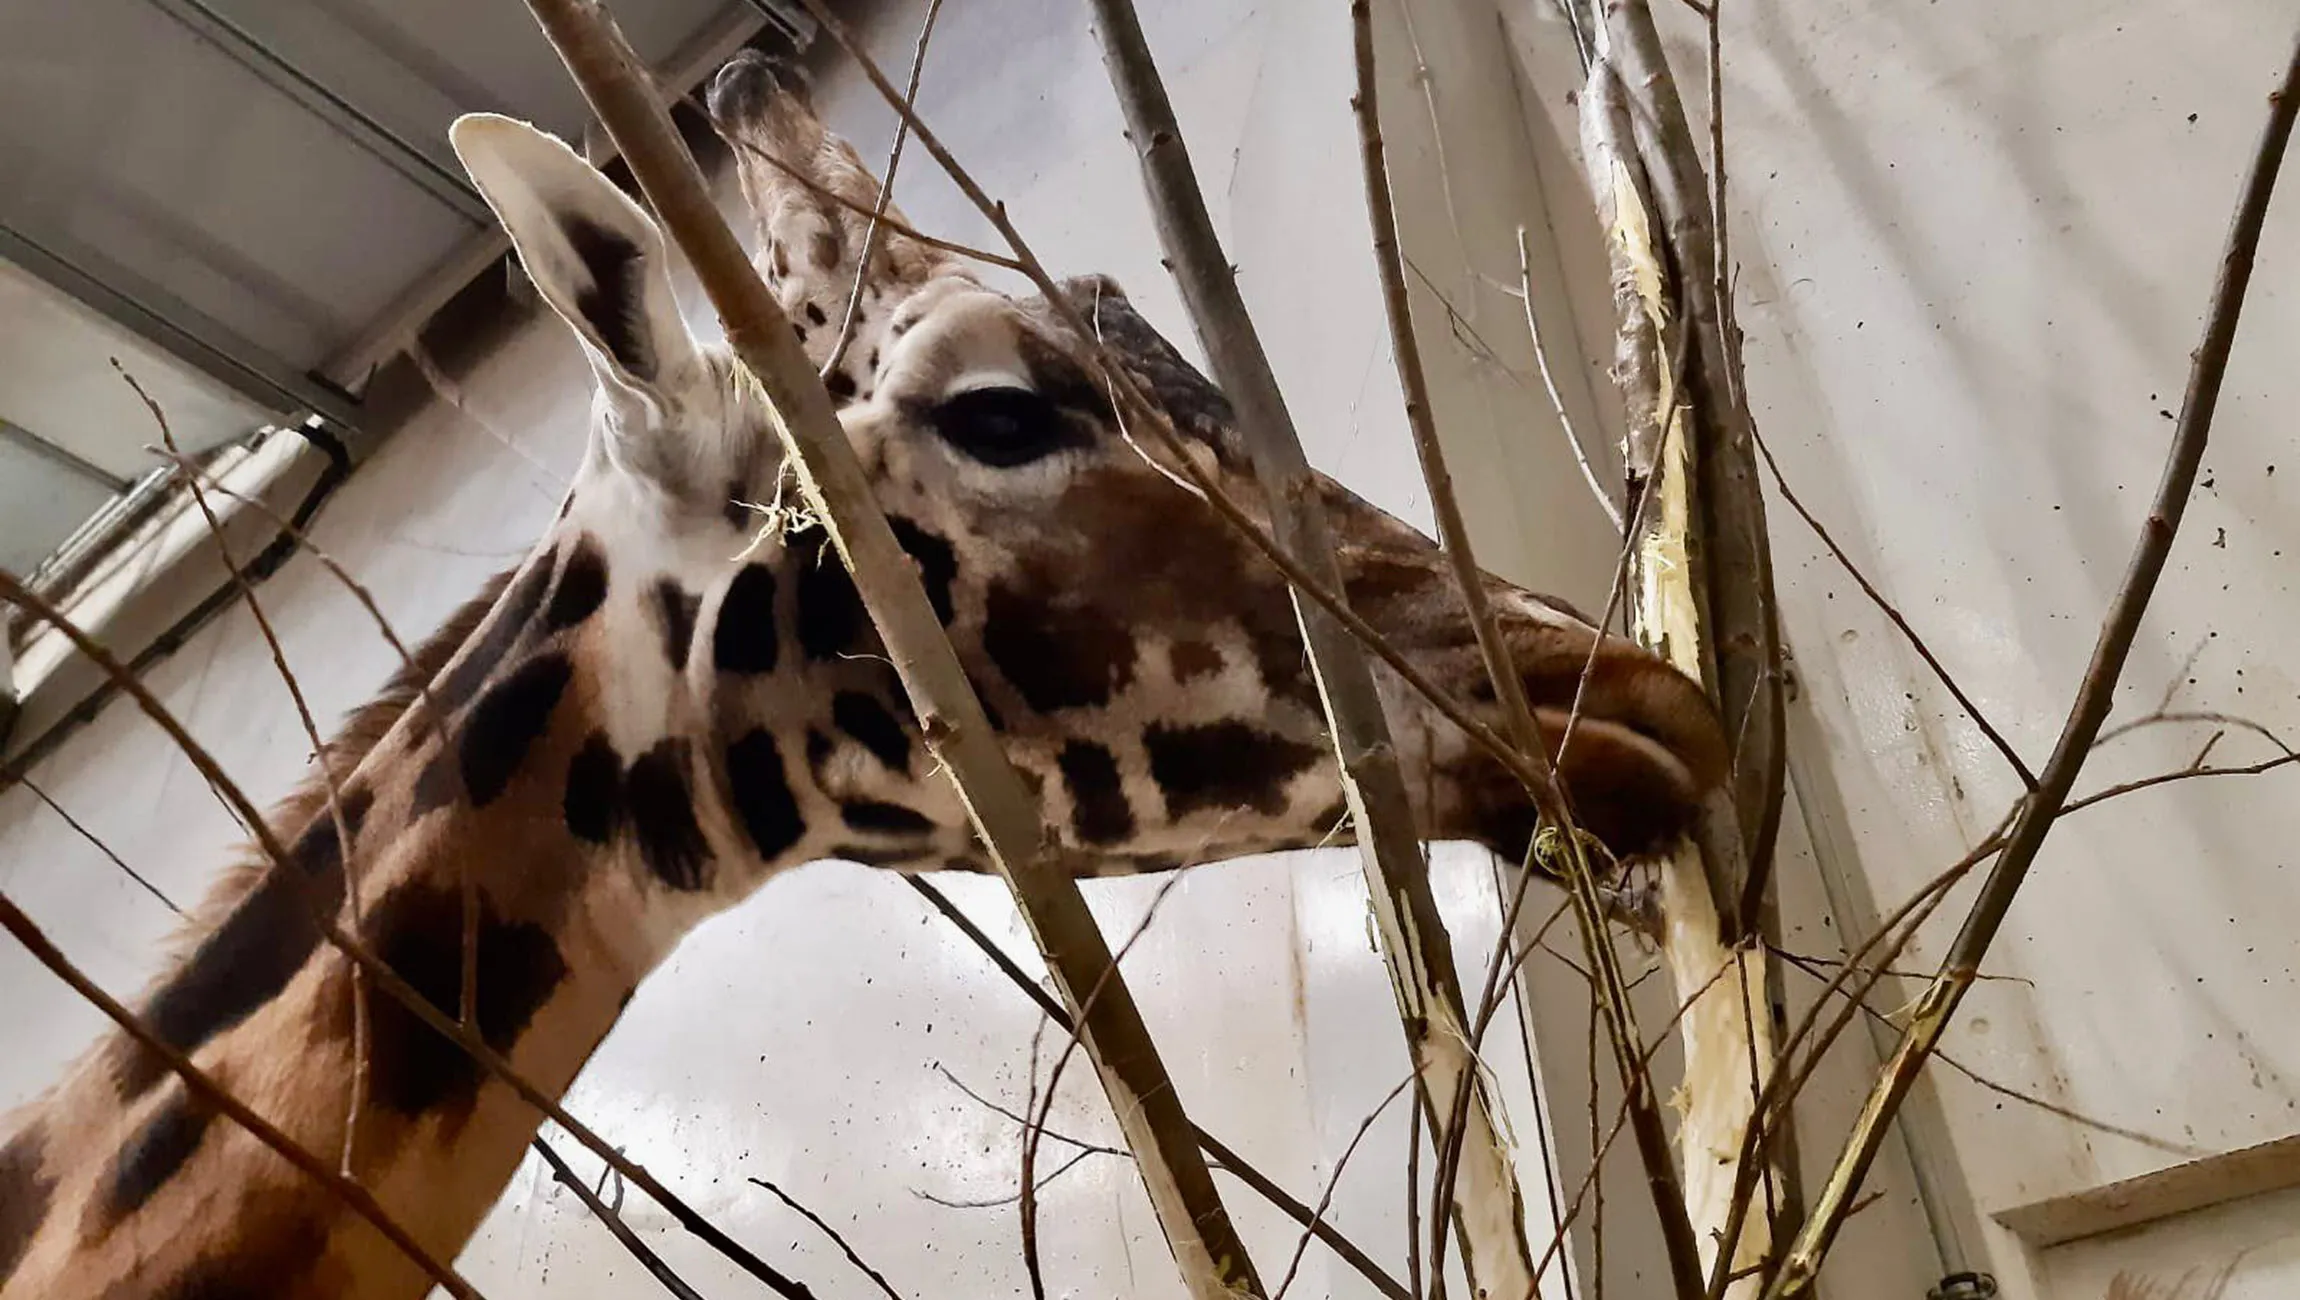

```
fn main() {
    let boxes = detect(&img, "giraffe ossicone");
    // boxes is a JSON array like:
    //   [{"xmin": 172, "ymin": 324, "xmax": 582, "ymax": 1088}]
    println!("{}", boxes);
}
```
[{"xmin": 0, "ymin": 51, "xmax": 1728, "ymax": 1298}]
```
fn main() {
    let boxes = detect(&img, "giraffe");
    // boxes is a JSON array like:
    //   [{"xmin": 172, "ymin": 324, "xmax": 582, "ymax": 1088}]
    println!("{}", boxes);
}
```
[{"xmin": 0, "ymin": 50, "xmax": 1730, "ymax": 1298}]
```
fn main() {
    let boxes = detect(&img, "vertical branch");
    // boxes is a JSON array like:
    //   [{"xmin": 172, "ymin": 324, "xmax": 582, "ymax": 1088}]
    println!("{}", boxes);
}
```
[
  {"xmin": 1083, "ymin": 0, "xmax": 1544, "ymax": 1292},
  {"xmin": 1766, "ymin": 32, "xmax": 2300, "ymax": 1296},
  {"xmin": 520, "ymin": 6, "xmax": 1263, "ymax": 1298},
  {"xmin": 1573, "ymin": 24, "xmax": 1783, "ymax": 1297}
]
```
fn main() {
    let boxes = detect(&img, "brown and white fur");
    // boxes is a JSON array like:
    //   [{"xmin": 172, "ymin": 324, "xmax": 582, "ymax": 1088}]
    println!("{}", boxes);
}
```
[{"xmin": 0, "ymin": 53, "xmax": 1729, "ymax": 1298}]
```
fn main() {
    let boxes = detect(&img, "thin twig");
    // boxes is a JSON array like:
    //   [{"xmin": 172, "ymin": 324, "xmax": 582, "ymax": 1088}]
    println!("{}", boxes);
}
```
[
  {"xmin": 820, "ymin": 0, "xmax": 944, "ymax": 380},
  {"xmin": 535, "ymin": 1138, "xmax": 707, "ymax": 1300},
  {"xmin": 1768, "ymin": 952, "xmax": 2207, "ymax": 1159},
  {"xmin": 1747, "ymin": 423, "xmax": 2034, "ymax": 788},
  {"xmin": 20, "ymin": 779, "xmax": 184, "ymax": 916},
  {"xmin": 1767, "ymin": 36, "xmax": 2300, "ymax": 1293},
  {"xmin": 1273, "ymin": 1073, "xmax": 1416, "ymax": 1300},
  {"xmin": 904, "ymin": 877, "xmax": 1412, "ymax": 1300},
  {"xmin": 749, "ymin": 1176, "xmax": 909, "ymax": 1300},
  {"xmin": 1516, "ymin": 226, "xmax": 1622, "ymax": 531},
  {"xmin": 1352, "ymin": 9, "xmax": 1697, "ymax": 1292},
  {"xmin": 0, "ymin": 892, "xmax": 483, "ymax": 1300}
]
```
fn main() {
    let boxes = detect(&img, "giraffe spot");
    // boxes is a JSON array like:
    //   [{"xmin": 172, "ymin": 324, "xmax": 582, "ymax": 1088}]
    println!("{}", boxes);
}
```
[
  {"xmin": 866, "ymin": 347, "xmax": 879, "ymax": 372},
  {"xmin": 832, "ymin": 691, "xmax": 910, "ymax": 772},
  {"xmin": 96, "ymin": 1084, "xmax": 217, "ymax": 1229},
  {"xmin": 726, "ymin": 729, "xmax": 804, "ymax": 861},
  {"xmin": 543, "ymin": 536, "xmax": 609, "ymax": 631},
  {"xmin": 564, "ymin": 216, "xmax": 653, "ymax": 380},
  {"xmin": 565, "ymin": 732, "xmax": 625, "ymax": 845},
  {"xmin": 713, "ymin": 563, "xmax": 781, "ymax": 674},
  {"xmin": 795, "ymin": 539, "xmax": 866, "ymax": 661},
  {"xmin": 825, "ymin": 368, "xmax": 857, "ymax": 401},
  {"xmin": 459, "ymin": 654, "xmax": 574, "ymax": 807},
  {"xmin": 808, "ymin": 229, "xmax": 840, "ymax": 272},
  {"xmin": 653, "ymin": 578, "xmax": 703, "ymax": 669},
  {"xmin": 288, "ymin": 784, "xmax": 374, "ymax": 876},
  {"xmin": 1169, "ymin": 640, "xmax": 1224, "ymax": 684},
  {"xmin": 366, "ymin": 881, "xmax": 568, "ymax": 1119},
  {"xmin": 827, "ymin": 842, "xmax": 913, "ymax": 866},
  {"xmin": 804, "ymin": 727, "xmax": 836, "ymax": 781},
  {"xmin": 983, "ymin": 582, "xmax": 1136, "ymax": 712},
  {"xmin": 1144, "ymin": 721, "xmax": 1320, "ymax": 818},
  {"xmin": 438, "ymin": 555, "xmax": 553, "ymax": 708},
  {"xmin": 410, "ymin": 747, "xmax": 460, "ymax": 820},
  {"xmin": 148, "ymin": 1193, "xmax": 328, "ymax": 1299},
  {"xmin": 1056, "ymin": 741, "xmax": 1134, "ymax": 844},
  {"xmin": 0, "ymin": 1125, "xmax": 52, "ymax": 1285},
  {"xmin": 804, "ymin": 300, "xmax": 828, "ymax": 328},
  {"xmin": 117, "ymin": 864, "xmax": 341, "ymax": 1101},
  {"xmin": 840, "ymin": 800, "xmax": 934, "ymax": 836},
  {"xmin": 770, "ymin": 239, "xmax": 791, "ymax": 278},
  {"xmin": 887, "ymin": 516, "xmax": 959, "ymax": 625},
  {"xmin": 625, "ymin": 740, "xmax": 711, "ymax": 891}
]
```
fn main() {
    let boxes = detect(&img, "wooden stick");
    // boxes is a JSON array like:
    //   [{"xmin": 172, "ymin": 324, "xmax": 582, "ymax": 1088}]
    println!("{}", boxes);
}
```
[
  {"xmin": 518, "ymin": 6, "xmax": 1262, "ymax": 1297},
  {"xmin": 1764, "ymin": 30, "xmax": 2300, "ymax": 1295},
  {"xmin": 1084, "ymin": 0, "xmax": 1540, "ymax": 1292}
]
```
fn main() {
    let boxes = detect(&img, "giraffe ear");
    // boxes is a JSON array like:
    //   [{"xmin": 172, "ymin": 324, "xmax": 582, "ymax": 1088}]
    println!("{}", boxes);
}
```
[{"xmin": 449, "ymin": 113, "xmax": 702, "ymax": 405}]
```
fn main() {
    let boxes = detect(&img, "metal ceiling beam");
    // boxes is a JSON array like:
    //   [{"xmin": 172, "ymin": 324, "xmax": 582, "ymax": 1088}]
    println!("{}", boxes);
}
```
[
  {"xmin": 0, "ymin": 420, "xmax": 134, "ymax": 496},
  {"xmin": 0, "ymin": 223, "xmax": 362, "ymax": 431},
  {"xmin": 139, "ymin": 0, "xmax": 494, "ymax": 227}
]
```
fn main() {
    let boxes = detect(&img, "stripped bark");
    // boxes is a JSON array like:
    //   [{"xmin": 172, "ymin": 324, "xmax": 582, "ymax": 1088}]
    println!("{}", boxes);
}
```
[
  {"xmin": 1572, "ymin": 22, "xmax": 1782, "ymax": 1297},
  {"xmin": 518, "ymin": 5, "xmax": 1263, "ymax": 1297}
]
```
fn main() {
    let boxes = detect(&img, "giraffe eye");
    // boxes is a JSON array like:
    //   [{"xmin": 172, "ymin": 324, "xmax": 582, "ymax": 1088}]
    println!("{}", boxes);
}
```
[{"xmin": 928, "ymin": 387, "xmax": 1078, "ymax": 468}]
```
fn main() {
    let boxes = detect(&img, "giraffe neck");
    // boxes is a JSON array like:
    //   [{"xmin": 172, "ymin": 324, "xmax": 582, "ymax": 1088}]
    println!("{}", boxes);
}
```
[{"xmin": 0, "ymin": 514, "xmax": 908, "ymax": 1298}]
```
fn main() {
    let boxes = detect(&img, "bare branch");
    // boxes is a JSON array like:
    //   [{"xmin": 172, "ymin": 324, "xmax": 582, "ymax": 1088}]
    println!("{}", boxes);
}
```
[
  {"xmin": 535, "ymin": 1138, "xmax": 707, "ymax": 1300},
  {"xmin": 820, "ymin": 0, "xmax": 944, "ymax": 380},
  {"xmin": 20, "ymin": 778, "xmax": 184, "ymax": 917},
  {"xmin": 749, "ymin": 1175, "xmax": 909, "ymax": 1300},
  {"xmin": 1768, "ymin": 35, "xmax": 2300, "ymax": 1292},
  {"xmin": 903, "ymin": 877, "xmax": 1412, "ymax": 1300}
]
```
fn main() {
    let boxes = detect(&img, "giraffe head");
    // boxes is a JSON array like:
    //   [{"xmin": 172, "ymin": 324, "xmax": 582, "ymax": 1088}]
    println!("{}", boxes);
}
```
[{"xmin": 444, "ymin": 52, "xmax": 1727, "ymax": 898}]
